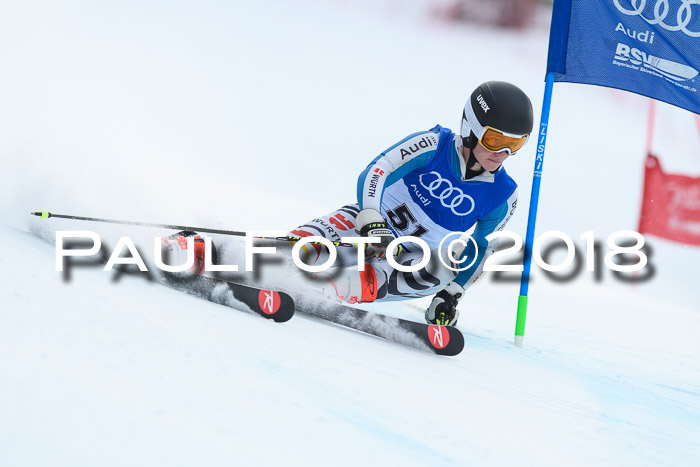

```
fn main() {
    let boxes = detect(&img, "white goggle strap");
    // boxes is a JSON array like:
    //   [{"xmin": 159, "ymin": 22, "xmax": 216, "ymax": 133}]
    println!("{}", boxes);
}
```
[{"xmin": 462, "ymin": 101, "xmax": 486, "ymax": 142}]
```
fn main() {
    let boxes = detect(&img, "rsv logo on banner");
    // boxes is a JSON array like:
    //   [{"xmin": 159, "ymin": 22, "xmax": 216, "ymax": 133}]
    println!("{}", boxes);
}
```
[{"xmin": 547, "ymin": 0, "xmax": 700, "ymax": 115}]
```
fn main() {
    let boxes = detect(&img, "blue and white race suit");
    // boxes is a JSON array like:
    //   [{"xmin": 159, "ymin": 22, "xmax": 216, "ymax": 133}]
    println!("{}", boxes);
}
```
[{"xmin": 290, "ymin": 125, "xmax": 518, "ymax": 303}]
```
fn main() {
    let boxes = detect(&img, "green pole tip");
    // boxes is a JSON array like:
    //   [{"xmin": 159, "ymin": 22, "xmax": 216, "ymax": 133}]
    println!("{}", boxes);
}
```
[
  {"xmin": 515, "ymin": 295, "xmax": 528, "ymax": 337},
  {"xmin": 32, "ymin": 210, "xmax": 50, "ymax": 219}
]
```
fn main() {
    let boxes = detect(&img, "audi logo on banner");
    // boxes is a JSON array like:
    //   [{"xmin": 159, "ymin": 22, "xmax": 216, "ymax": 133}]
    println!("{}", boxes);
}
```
[
  {"xmin": 614, "ymin": 0, "xmax": 700, "ymax": 38},
  {"xmin": 418, "ymin": 171, "xmax": 476, "ymax": 216}
]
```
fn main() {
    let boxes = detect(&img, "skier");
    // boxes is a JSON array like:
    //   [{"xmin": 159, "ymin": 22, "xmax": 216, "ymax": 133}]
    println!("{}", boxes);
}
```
[{"xmin": 288, "ymin": 81, "xmax": 533, "ymax": 326}]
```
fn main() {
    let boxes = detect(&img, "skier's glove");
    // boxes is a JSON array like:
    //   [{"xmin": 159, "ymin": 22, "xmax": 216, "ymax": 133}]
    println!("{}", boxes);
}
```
[
  {"xmin": 356, "ymin": 208, "xmax": 401, "ymax": 260},
  {"xmin": 425, "ymin": 282, "xmax": 464, "ymax": 326}
]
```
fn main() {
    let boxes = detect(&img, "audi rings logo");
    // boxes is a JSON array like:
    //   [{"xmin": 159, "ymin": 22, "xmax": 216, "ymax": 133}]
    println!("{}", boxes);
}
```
[
  {"xmin": 418, "ymin": 172, "xmax": 475, "ymax": 216},
  {"xmin": 614, "ymin": 0, "xmax": 700, "ymax": 38}
]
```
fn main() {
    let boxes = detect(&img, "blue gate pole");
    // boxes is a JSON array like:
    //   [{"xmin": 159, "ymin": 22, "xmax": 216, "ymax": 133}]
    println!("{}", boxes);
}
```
[{"xmin": 515, "ymin": 71, "xmax": 556, "ymax": 348}]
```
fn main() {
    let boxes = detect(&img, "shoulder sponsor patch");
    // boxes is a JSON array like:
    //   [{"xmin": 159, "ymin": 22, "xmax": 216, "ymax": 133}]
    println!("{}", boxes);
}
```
[{"xmin": 387, "ymin": 133, "xmax": 438, "ymax": 161}]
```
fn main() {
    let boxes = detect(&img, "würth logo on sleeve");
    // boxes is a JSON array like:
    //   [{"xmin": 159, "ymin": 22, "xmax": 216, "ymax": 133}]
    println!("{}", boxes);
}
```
[
  {"xmin": 368, "ymin": 173, "xmax": 381, "ymax": 198},
  {"xmin": 374, "ymin": 168, "xmax": 384, "ymax": 176},
  {"xmin": 400, "ymin": 135, "xmax": 437, "ymax": 159}
]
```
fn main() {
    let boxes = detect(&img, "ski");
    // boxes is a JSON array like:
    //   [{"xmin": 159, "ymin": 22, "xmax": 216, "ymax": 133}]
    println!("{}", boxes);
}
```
[
  {"xmin": 297, "ymin": 299, "xmax": 464, "ymax": 356},
  {"xmin": 162, "ymin": 274, "xmax": 295, "ymax": 323},
  {"xmin": 163, "ymin": 275, "xmax": 460, "ymax": 353}
]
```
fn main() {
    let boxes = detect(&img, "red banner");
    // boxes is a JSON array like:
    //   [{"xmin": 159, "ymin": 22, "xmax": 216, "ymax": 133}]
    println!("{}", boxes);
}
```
[{"xmin": 638, "ymin": 154, "xmax": 700, "ymax": 246}]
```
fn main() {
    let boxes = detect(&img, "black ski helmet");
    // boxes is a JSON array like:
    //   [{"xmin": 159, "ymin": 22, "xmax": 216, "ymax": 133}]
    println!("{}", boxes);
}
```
[{"xmin": 461, "ymin": 81, "xmax": 534, "ymax": 153}]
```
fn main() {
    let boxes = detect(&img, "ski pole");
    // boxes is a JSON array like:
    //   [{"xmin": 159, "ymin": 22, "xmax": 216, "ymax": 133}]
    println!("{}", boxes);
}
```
[{"xmin": 30, "ymin": 210, "xmax": 358, "ymax": 248}]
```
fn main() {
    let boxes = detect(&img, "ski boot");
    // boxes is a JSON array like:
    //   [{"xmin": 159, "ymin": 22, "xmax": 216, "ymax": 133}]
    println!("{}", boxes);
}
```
[{"xmin": 425, "ymin": 282, "xmax": 463, "ymax": 326}]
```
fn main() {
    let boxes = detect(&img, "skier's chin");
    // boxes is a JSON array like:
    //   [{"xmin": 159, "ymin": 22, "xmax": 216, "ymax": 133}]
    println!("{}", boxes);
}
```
[{"xmin": 484, "ymin": 159, "xmax": 503, "ymax": 171}]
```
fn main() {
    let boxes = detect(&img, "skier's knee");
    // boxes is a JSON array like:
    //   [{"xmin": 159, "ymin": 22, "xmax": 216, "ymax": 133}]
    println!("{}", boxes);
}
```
[{"xmin": 161, "ymin": 230, "xmax": 218, "ymax": 276}]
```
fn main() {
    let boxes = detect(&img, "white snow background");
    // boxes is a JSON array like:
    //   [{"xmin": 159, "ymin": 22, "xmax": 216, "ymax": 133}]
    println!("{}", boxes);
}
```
[{"xmin": 1, "ymin": 0, "xmax": 699, "ymax": 466}]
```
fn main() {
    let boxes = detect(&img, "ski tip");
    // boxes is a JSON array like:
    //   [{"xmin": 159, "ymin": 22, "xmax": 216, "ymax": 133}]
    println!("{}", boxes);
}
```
[{"xmin": 31, "ymin": 210, "xmax": 50, "ymax": 219}]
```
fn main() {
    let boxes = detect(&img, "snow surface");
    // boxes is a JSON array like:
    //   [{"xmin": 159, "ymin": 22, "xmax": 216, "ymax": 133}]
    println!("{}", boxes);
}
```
[{"xmin": 1, "ymin": 0, "xmax": 699, "ymax": 466}]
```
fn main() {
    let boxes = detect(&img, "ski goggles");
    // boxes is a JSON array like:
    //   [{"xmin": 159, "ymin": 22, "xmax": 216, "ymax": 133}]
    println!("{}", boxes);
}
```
[{"xmin": 462, "ymin": 105, "xmax": 530, "ymax": 155}]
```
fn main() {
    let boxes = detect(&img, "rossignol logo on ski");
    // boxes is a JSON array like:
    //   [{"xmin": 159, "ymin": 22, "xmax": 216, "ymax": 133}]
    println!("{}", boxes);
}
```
[
  {"xmin": 427, "ymin": 325, "xmax": 450, "ymax": 349},
  {"xmin": 258, "ymin": 290, "xmax": 281, "ymax": 315}
]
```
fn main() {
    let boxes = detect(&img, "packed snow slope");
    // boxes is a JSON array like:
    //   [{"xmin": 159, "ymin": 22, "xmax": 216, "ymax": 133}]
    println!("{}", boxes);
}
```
[{"xmin": 1, "ymin": 1, "xmax": 699, "ymax": 466}]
